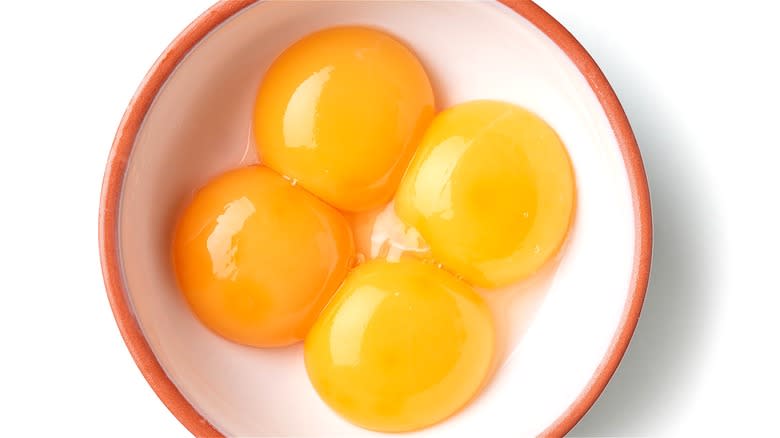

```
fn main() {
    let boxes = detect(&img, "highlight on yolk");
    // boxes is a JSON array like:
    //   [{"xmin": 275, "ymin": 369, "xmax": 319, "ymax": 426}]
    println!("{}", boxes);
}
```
[
  {"xmin": 172, "ymin": 166, "xmax": 355, "ymax": 347},
  {"xmin": 395, "ymin": 100, "xmax": 576, "ymax": 288},
  {"xmin": 304, "ymin": 259, "xmax": 495, "ymax": 433},
  {"xmin": 253, "ymin": 26, "xmax": 435, "ymax": 212}
]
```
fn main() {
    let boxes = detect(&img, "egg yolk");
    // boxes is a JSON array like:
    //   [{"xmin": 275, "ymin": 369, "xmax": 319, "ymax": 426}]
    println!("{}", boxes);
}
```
[
  {"xmin": 304, "ymin": 259, "xmax": 495, "ymax": 432},
  {"xmin": 395, "ymin": 100, "xmax": 576, "ymax": 288},
  {"xmin": 172, "ymin": 166, "xmax": 355, "ymax": 347},
  {"xmin": 253, "ymin": 26, "xmax": 435, "ymax": 212}
]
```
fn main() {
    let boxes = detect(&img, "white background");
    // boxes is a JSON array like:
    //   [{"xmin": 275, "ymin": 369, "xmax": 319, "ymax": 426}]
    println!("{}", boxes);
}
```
[{"xmin": 0, "ymin": 1, "xmax": 777, "ymax": 436}]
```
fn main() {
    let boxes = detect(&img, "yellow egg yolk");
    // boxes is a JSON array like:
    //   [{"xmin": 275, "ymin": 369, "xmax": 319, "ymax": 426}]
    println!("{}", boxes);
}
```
[
  {"xmin": 304, "ymin": 259, "xmax": 495, "ymax": 432},
  {"xmin": 395, "ymin": 100, "xmax": 576, "ymax": 288},
  {"xmin": 253, "ymin": 26, "xmax": 435, "ymax": 212},
  {"xmin": 172, "ymin": 166, "xmax": 355, "ymax": 347}
]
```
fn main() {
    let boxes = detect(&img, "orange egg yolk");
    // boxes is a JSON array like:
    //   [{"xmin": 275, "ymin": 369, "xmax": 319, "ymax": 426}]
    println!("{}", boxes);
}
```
[
  {"xmin": 172, "ymin": 166, "xmax": 355, "ymax": 347},
  {"xmin": 253, "ymin": 26, "xmax": 435, "ymax": 212},
  {"xmin": 395, "ymin": 100, "xmax": 576, "ymax": 287},
  {"xmin": 304, "ymin": 259, "xmax": 495, "ymax": 432}
]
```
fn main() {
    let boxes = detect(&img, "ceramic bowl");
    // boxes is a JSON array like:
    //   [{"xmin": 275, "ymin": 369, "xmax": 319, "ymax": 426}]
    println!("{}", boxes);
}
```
[{"xmin": 99, "ymin": 1, "xmax": 652, "ymax": 436}]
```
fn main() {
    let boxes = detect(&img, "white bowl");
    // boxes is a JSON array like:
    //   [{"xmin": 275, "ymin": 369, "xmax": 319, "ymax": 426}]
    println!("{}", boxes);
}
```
[{"xmin": 100, "ymin": 1, "xmax": 652, "ymax": 436}]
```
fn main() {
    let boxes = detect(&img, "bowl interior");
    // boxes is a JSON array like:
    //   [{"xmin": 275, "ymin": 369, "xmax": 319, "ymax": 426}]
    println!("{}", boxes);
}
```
[{"xmin": 118, "ymin": 1, "xmax": 636, "ymax": 436}]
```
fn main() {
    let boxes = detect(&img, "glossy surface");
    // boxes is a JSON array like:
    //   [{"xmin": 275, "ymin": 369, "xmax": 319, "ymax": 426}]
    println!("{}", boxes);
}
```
[
  {"xmin": 304, "ymin": 260, "xmax": 495, "ymax": 432},
  {"xmin": 253, "ymin": 26, "xmax": 435, "ymax": 212},
  {"xmin": 395, "ymin": 100, "xmax": 576, "ymax": 288},
  {"xmin": 172, "ymin": 166, "xmax": 355, "ymax": 347}
]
